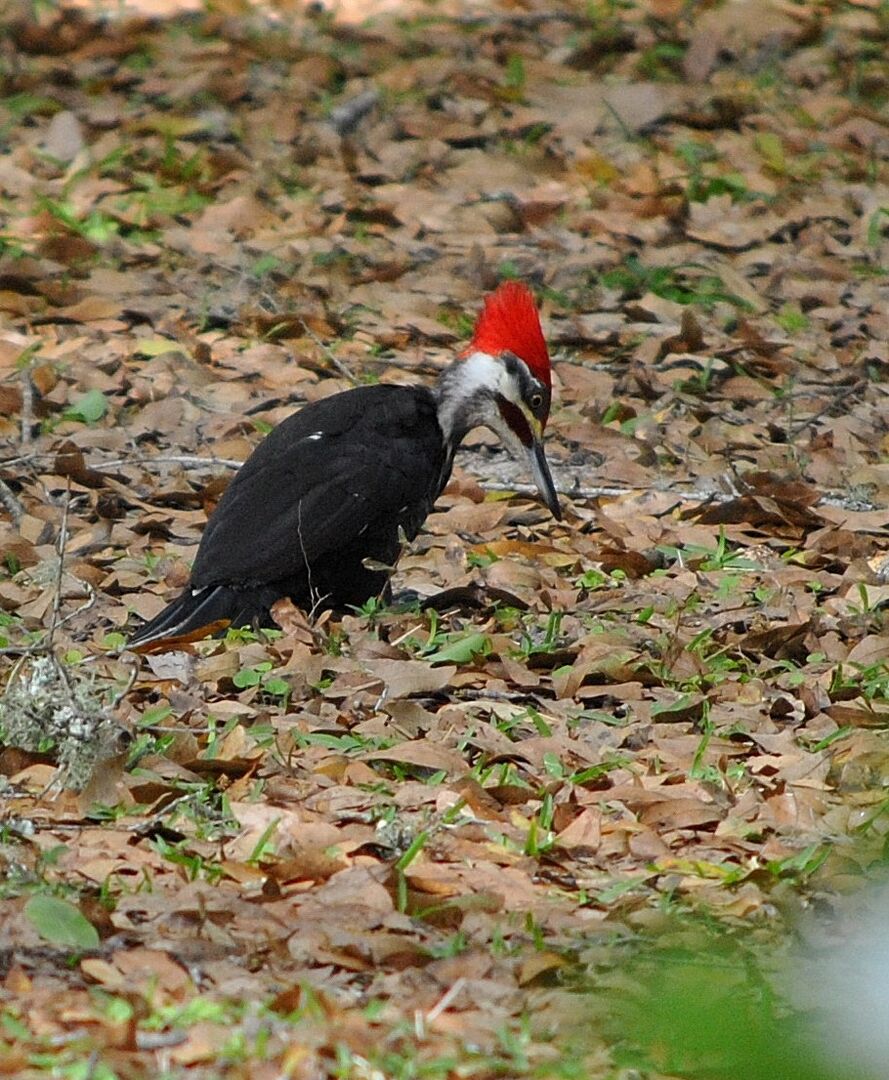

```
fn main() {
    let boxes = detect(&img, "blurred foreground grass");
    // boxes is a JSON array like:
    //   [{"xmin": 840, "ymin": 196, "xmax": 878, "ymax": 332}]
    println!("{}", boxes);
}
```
[{"xmin": 600, "ymin": 911, "xmax": 882, "ymax": 1080}]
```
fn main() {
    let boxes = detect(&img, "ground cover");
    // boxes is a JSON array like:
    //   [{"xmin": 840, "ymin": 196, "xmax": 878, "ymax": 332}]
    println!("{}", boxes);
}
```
[{"xmin": 0, "ymin": 0, "xmax": 888, "ymax": 1075}]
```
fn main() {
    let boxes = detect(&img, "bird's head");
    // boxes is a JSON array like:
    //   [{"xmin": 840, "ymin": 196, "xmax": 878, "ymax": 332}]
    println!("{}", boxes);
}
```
[{"xmin": 438, "ymin": 281, "xmax": 561, "ymax": 520}]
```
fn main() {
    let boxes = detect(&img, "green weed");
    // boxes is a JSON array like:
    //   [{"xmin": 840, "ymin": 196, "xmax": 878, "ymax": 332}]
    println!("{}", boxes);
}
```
[{"xmin": 601, "ymin": 255, "xmax": 754, "ymax": 311}]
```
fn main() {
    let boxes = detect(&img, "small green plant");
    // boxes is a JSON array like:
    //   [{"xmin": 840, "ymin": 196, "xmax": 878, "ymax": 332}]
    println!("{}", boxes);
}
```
[
  {"xmin": 405, "ymin": 611, "xmax": 491, "ymax": 665},
  {"xmin": 436, "ymin": 306, "xmax": 474, "ymax": 337},
  {"xmin": 223, "ymin": 625, "xmax": 281, "ymax": 646},
  {"xmin": 776, "ymin": 303, "xmax": 810, "ymax": 333},
  {"xmin": 119, "ymin": 180, "xmax": 209, "ymax": 226},
  {"xmin": 394, "ymin": 830, "xmax": 428, "ymax": 912},
  {"xmin": 866, "ymin": 206, "xmax": 889, "ymax": 247},
  {"xmin": 246, "ymin": 817, "xmax": 280, "ymax": 865},
  {"xmin": 1, "ymin": 92, "xmax": 60, "ymax": 127},
  {"xmin": 676, "ymin": 140, "xmax": 755, "ymax": 204},
  {"xmin": 829, "ymin": 661, "xmax": 889, "ymax": 704},
  {"xmin": 601, "ymin": 255, "xmax": 753, "ymax": 311},
  {"xmin": 577, "ymin": 566, "xmax": 625, "ymax": 590},
  {"xmin": 659, "ymin": 529, "xmax": 762, "ymax": 572},
  {"xmin": 766, "ymin": 843, "xmax": 829, "ymax": 883},
  {"xmin": 231, "ymin": 661, "xmax": 292, "ymax": 706},
  {"xmin": 515, "ymin": 610, "xmax": 565, "ymax": 659},
  {"xmin": 250, "ymin": 253, "xmax": 283, "ymax": 278},
  {"xmin": 150, "ymin": 835, "xmax": 224, "ymax": 883},
  {"xmin": 524, "ymin": 797, "xmax": 555, "ymax": 857},
  {"xmin": 500, "ymin": 53, "xmax": 527, "ymax": 100},
  {"xmin": 37, "ymin": 196, "xmax": 120, "ymax": 245},
  {"xmin": 754, "ymin": 131, "xmax": 828, "ymax": 182},
  {"xmin": 291, "ymin": 729, "xmax": 394, "ymax": 755},
  {"xmin": 425, "ymin": 930, "xmax": 469, "ymax": 958},
  {"xmin": 349, "ymin": 595, "xmax": 394, "ymax": 625},
  {"xmin": 232, "ymin": 661, "xmax": 271, "ymax": 688},
  {"xmin": 62, "ymin": 389, "xmax": 109, "ymax": 425},
  {"xmin": 467, "ymin": 548, "xmax": 499, "ymax": 569},
  {"xmin": 24, "ymin": 894, "xmax": 99, "ymax": 951},
  {"xmin": 637, "ymin": 41, "xmax": 686, "ymax": 80},
  {"xmin": 0, "ymin": 233, "xmax": 25, "ymax": 259}
]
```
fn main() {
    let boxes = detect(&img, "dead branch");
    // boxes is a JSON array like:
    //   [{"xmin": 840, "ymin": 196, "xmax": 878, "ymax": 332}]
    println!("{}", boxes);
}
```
[
  {"xmin": 0, "ymin": 452, "xmax": 877, "ymax": 515},
  {"xmin": 479, "ymin": 479, "xmax": 878, "ymax": 514},
  {"xmin": 328, "ymin": 88, "xmax": 380, "ymax": 136},
  {"xmin": 109, "ymin": 662, "xmax": 138, "ymax": 709},
  {"xmin": 480, "ymin": 479, "xmax": 691, "ymax": 502},
  {"xmin": 57, "ymin": 579, "xmax": 97, "ymax": 634},
  {"xmin": 787, "ymin": 379, "xmax": 867, "ymax": 440},
  {"xmin": 46, "ymin": 484, "xmax": 71, "ymax": 648},
  {"xmin": 455, "ymin": 11, "xmax": 588, "ymax": 27},
  {"xmin": 425, "ymin": 977, "xmax": 467, "ymax": 1023},
  {"xmin": 98, "ymin": 454, "xmax": 243, "ymax": 471},
  {"xmin": 0, "ymin": 475, "xmax": 25, "ymax": 526},
  {"xmin": 20, "ymin": 365, "xmax": 34, "ymax": 447},
  {"xmin": 299, "ymin": 317, "xmax": 359, "ymax": 386}
]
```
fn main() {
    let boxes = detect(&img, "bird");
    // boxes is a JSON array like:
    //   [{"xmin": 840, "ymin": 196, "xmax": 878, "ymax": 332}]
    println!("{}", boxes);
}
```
[{"xmin": 128, "ymin": 280, "xmax": 561, "ymax": 651}]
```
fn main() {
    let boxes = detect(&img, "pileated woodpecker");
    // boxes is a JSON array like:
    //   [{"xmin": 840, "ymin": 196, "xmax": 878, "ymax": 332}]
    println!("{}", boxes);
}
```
[{"xmin": 128, "ymin": 281, "xmax": 561, "ymax": 651}]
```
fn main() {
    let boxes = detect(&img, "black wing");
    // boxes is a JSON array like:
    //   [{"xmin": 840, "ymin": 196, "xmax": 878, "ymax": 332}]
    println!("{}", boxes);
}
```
[{"xmin": 191, "ymin": 383, "xmax": 448, "ymax": 592}]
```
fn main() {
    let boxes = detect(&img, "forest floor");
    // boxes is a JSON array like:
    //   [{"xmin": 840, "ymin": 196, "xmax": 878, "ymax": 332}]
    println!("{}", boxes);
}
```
[{"xmin": 0, "ymin": 0, "xmax": 888, "ymax": 1077}]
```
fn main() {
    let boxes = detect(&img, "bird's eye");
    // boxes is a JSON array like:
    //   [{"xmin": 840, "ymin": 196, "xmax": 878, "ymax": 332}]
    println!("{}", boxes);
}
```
[{"xmin": 529, "ymin": 393, "xmax": 543, "ymax": 411}]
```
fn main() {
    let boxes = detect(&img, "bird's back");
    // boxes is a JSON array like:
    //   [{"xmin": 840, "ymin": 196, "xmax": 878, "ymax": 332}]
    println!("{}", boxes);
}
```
[{"xmin": 192, "ymin": 382, "xmax": 449, "ymax": 611}]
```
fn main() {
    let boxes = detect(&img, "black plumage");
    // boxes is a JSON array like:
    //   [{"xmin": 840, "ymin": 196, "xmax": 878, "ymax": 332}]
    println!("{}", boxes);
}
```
[
  {"xmin": 130, "ymin": 384, "xmax": 450, "ymax": 648},
  {"xmin": 129, "ymin": 280, "xmax": 562, "ymax": 651}
]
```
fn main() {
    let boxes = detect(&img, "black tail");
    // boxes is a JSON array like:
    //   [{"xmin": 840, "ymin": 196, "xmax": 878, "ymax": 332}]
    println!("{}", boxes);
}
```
[{"xmin": 128, "ymin": 584, "xmax": 278, "ymax": 651}]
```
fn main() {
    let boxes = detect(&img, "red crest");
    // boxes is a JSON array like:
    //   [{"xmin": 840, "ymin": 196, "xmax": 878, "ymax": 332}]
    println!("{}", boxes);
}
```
[{"xmin": 468, "ymin": 281, "xmax": 551, "ymax": 388}]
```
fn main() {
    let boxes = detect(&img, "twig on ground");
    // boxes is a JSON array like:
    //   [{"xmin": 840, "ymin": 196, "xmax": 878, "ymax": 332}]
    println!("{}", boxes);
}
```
[
  {"xmin": 479, "ymin": 479, "xmax": 879, "ymax": 514},
  {"xmin": 328, "ymin": 88, "xmax": 380, "ymax": 136},
  {"xmin": 135, "ymin": 1031, "xmax": 189, "ymax": 1052},
  {"xmin": 2, "ymin": 451, "xmax": 879, "ymax": 515},
  {"xmin": 46, "ymin": 484, "xmax": 71, "ymax": 648},
  {"xmin": 787, "ymin": 379, "xmax": 867, "ymax": 440},
  {"xmin": 480, "ymin": 479, "xmax": 689, "ymax": 502},
  {"xmin": 20, "ymin": 367, "xmax": 34, "ymax": 446},
  {"xmin": 0, "ymin": 451, "xmax": 42, "ymax": 470},
  {"xmin": 602, "ymin": 97, "xmax": 637, "ymax": 142},
  {"xmin": 426, "ymin": 977, "xmax": 467, "ymax": 1023},
  {"xmin": 0, "ymin": 476, "xmax": 25, "ymax": 526},
  {"xmin": 455, "ymin": 11, "xmax": 587, "ymax": 26},
  {"xmin": 56, "ymin": 580, "xmax": 96, "ymax": 633},
  {"xmin": 99, "ymin": 454, "xmax": 243, "ymax": 471},
  {"xmin": 125, "ymin": 793, "xmax": 194, "ymax": 835},
  {"xmin": 299, "ymin": 318, "xmax": 359, "ymax": 385},
  {"xmin": 109, "ymin": 663, "xmax": 139, "ymax": 709},
  {"xmin": 451, "ymin": 687, "xmax": 552, "ymax": 703}
]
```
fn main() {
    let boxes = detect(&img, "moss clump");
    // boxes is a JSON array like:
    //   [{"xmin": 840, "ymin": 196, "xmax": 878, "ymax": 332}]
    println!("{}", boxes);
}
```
[{"xmin": 0, "ymin": 654, "xmax": 131, "ymax": 790}]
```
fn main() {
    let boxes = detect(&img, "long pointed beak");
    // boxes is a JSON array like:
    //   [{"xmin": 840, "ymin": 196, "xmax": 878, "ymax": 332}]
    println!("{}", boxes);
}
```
[{"xmin": 529, "ymin": 438, "xmax": 562, "ymax": 521}]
